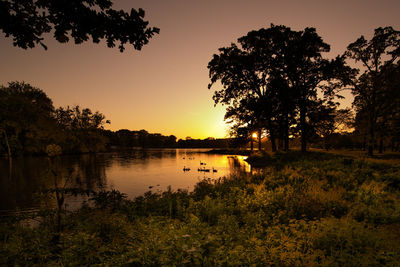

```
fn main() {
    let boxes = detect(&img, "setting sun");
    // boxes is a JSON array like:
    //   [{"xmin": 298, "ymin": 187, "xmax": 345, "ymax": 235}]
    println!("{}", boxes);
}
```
[{"xmin": 252, "ymin": 132, "xmax": 258, "ymax": 138}]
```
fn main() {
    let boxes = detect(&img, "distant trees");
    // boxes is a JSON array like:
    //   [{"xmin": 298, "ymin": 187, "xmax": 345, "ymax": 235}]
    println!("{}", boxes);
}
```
[
  {"xmin": 106, "ymin": 129, "xmax": 177, "ymax": 149},
  {"xmin": 208, "ymin": 24, "xmax": 354, "ymax": 152},
  {"xmin": 176, "ymin": 138, "xmax": 229, "ymax": 149},
  {"xmin": 0, "ymin": 81, "xmax": 235, "ymax": 154},
  {"xmin": 0, "ymin": 0, "xmax": 159, "ymax": 51},
  {"xmin": 345, "ymin": 26, "xmax": 400, "ymax": 155},
  {"xmin": 55, "ymin": 105, "xmax": 110, "ymax": 153}
]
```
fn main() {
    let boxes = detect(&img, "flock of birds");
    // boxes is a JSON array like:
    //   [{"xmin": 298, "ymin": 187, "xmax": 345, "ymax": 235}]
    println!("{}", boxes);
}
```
[
  {"xmin": 148, "ymin": 158, "xmax": 218, "ymax": 189},
  {"xmin": 183, "ymin": 160, "xmax": 217, "ymax": 173}
]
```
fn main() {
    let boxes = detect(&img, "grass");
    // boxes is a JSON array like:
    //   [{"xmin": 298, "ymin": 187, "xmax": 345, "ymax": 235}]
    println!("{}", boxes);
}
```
[{"xmin": 1, "ymin": 150, "xmax": 400, "ymax": 265}]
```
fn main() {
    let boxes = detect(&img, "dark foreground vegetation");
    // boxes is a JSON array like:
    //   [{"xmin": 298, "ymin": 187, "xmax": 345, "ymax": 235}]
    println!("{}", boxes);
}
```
[{"xmin": 1, "ymin": 151, "xmax": 399, "ymax": 265}]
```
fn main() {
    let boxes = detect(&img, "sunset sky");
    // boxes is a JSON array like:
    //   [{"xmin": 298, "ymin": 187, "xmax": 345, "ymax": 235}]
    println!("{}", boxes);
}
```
[{"xmin": 1, "ymin": 0, "xmax": 399, "ymax": 139}]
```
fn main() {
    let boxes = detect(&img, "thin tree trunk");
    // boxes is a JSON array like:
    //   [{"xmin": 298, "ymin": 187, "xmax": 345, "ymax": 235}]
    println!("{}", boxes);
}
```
[
  {"xmin": 300, "ymin": 106, "xmax": 307, "ymax": 152},
  {"xmin": 2, "ymin": 130, "xmax": 12, "ymax": 178},
  {"xmin": 284, "ymin": 113, "xmax": 289, "ymax": 151},
  {"xmin": 368, "ymin": 80, "xmax": 378, "ymax": 157},
  {"xmin": 368, "ymin": 123, "xmax": 374, "ymax": 156},
  {"xmin": 250, "ymin": 136, "xmax": 253, "ymax": 151},
  {"xmin": 8, "ymin": 154, "xmax": 12, "ymax": 180},
  {"xmin": 362, "ymin": 135, "xmax": 366, "ymax": 151},
  {"xmin": 258, "ymin": 129, "xmax": 262, "ymax": 150},
  {"xmin": 368, "ymin": 109, "xmax": 375, "ymax": 156},
  {"xmin": 325, "ymin": 136, "xmax": 329, "ymax": 151},
  {"xmin": 270, "ymin": 133, "xmax": 277, "ymax": 152},
  {"xmin": 3, "ymin": 130, "xmax": 11, "ymax": 159},
  {"xmin": 378, "ymin": 138, "xmax": 383, "ymax": 154}
]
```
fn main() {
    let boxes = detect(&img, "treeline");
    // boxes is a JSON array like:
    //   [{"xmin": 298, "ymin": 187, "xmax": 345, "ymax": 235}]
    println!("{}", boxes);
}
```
[
  {"xmin": 208, "ymin": 25, "xmax": 400, "ymax": 155},
  {"xmin": 105, "ymin": 129, "xmax": 179, "ymax": 148},
  {"xmin": 105, "ymin": 130, "xmax": 231, "ymax": 149},
  {"xmin": 0, "ymin": 83, "xmax": 231, "ymax": 156}
]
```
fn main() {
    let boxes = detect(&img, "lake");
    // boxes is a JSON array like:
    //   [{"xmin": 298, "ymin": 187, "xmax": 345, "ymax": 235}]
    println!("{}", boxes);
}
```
[{"xmin": 0, "ymin": 149, "xmax": 251, "ymax": 213}]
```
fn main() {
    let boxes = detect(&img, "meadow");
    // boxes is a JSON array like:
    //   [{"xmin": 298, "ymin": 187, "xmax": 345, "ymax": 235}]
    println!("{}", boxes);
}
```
[{"xmin": 1, "ymin": 151, "xmax": 400, "ymax": 265}]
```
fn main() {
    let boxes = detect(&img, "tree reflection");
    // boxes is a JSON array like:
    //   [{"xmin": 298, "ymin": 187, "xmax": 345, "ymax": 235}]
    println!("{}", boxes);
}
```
[{"xmin": 0, "ymin": 154, "xmax": 107, "ymax": 212}]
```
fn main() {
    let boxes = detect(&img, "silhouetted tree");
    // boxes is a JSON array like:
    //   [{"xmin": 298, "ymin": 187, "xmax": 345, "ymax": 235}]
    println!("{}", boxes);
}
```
[
  {"xmin": 276, "ymin": 28, "xmax": 353, "ymax": 152},
  {"xmin": 208, "ymin": 36, "xmax": 280, "ymax": 151},
  {"xmin": 55, "ymin": 105, "xmax": 110, "ymax": 153},
  {"xmin": 0, "ymin": 81, "xmax": 56, "ymax": 155},
  {"xmin": 382, "ymin": 63, "xmax": 400, "ymax": 151},
  {"xmin": 345, "ymin": 26, "xmax": 400, "ymax": 156},
  {"xmin": 236, "ymin": 25, "xmax": 299, "ymax": 151},
  {"xmin": 0, "ymin": 0, "xmax": 159, "ymax": 51},
  {"xmin": 209, "ymin": 24, "xmax": 353, "ymax": 152},
  {"xmin": 224, "ymin": 97, "xmax": 267, "ymax": 151}
]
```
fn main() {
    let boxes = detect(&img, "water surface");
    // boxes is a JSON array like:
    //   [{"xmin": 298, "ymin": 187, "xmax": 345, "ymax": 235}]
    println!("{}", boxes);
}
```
[{"xmin": 0, "ymin": 149, "xmax": 251, "ymax": 212}]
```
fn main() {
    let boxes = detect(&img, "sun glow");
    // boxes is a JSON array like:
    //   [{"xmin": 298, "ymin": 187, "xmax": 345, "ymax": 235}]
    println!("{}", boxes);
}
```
[{"xmin": 252, "ymin": 132, "xmax": 257, "ymax": 138}]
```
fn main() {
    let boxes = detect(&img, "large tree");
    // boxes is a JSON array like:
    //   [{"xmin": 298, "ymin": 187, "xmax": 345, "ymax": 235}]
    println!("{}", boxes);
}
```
[
  {"xmin": 0, "ymin": 0, "xmax": 159, "ymax": 51},
  {"xmin": 208, "ymin": 24, "xmax": 353, "ymax": 152},
  {"xmin": 345, "ymin": 26, "xmax": 400, "ymax": 156},
  {"xmin": 208, "ymin": 42, "xmax": 280, "ymax": 151}
]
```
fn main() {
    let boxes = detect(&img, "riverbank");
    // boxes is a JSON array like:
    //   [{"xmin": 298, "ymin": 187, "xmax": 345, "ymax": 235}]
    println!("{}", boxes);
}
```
[
  {"xmin": 205, "ymin": 148, "xmax": 253, "ymax": 156},
  {"xmin": 1, "ymin": 151, "xmax": 399, "ymax": 265}
]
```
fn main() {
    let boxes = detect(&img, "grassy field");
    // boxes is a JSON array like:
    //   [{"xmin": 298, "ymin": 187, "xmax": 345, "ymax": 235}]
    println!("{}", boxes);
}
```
[{"xmin": 1, "ymin": 150, "xmax": 400, "ymax": 265}]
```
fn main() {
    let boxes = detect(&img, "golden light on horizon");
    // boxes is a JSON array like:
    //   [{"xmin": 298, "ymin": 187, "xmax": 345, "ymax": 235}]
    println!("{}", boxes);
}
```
[{"xmin": 252, "ymin": 132, "xmax": 257, "ymax": 139}]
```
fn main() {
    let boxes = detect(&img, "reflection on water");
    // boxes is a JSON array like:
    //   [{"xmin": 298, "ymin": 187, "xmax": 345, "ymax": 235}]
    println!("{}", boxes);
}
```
[{"xmin": 0, "ymin": 149, "xmax": 251, "ymax": 212}]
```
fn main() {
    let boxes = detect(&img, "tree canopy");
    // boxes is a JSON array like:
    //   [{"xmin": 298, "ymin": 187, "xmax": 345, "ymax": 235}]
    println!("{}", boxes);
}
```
[
  {"xmin": 0, "ymin": 82, "xmax": 111, "ymax": 155},
  {"xmin": 345, "ymin": 26, "xmax": 400, "ymax": 155},
  {"xmin": 0, "ymin": 0, "xmax": 159, "ymax": 51},
  {"xmin": 208, "ymin": 24, "xmax": 354, "ymax": 152}
]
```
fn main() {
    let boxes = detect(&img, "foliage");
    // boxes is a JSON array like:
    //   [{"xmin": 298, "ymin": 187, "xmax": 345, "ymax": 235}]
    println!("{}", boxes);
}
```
[
  {"xmin": 208, "ymin": 24, "xmax": 355, "ymax": 152},
  {"xmin": 1, "ymin": 151, "xmax": 400, "ymax": 265},
  {"xmin": 0, "ymin": 81, "xmax": 56, "ymax": 155},
  {"xmin": 55, "ymin": 105, "xmax": 110, "ymax": 153},
  {"xmin": 0, "ymin": 0, "xmax": 159, "ymax": 51},
  {"xmin": 0, "ymin": 82, "xmax": 110, "ymax": 155},
  {"xmin": 345, "ymin": 26, "xmax": 400, "ymax": 156}
]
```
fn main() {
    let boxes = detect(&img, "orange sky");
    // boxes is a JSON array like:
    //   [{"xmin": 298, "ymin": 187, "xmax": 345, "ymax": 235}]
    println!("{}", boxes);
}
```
[{"xmin": 1, "ymin": 0, "xmax": 399, "ymax": 139}]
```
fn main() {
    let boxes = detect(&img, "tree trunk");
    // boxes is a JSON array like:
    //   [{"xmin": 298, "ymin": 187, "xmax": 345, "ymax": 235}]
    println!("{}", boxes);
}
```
[
  {"xmin": 362, "ymin": 135, "xmax": 366, "ymax": 151},
  {"xmin": 250, "ymin": 136, "xmax": 253, "ymax": 151},
  {"xmin": 278, "ymin": 138, "xmax": 283, "ymax": 150},
  {"xmin": 324, "ymin": 136, "xmax": 329, "ymax": 151},
  {"xmin": 300, "ymin": 105, "xmax": 307, "ymax": 152},
  {"xmin": 2, "ymin": 130, "xmax": 12, "ymax": 178},
  {"xmin": 284, "ymin": 114, "xmax": 289, "ymax": 151},
  {"xmin": 258, "ymin": 129, "xmax": 262, "ymax": 150},
  {"xmin": 368, "ymin": 112, "xmax": 375, "ymax": 156},
  {"xmin": 368, "ymin": 80, "xmax": 378, "ymax": 157},
  {"xmin": 56, "ymin": 190, "xmax": 64, "ymax": 233},
  {"xmin": 3, "ymin": 130, "xmax": 11, "ymax": 159},
  {"xmin": 378, "ymin": 138, "xmax": 383, "ymax": 154},
  {"xmin": 270, "ymin": 133, "xmax": 277, "ymax": 152}
]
